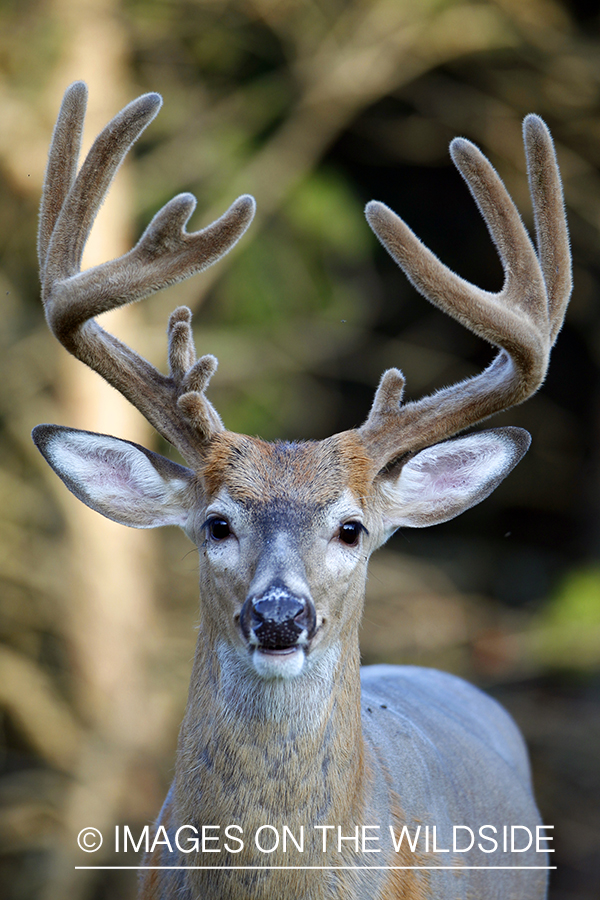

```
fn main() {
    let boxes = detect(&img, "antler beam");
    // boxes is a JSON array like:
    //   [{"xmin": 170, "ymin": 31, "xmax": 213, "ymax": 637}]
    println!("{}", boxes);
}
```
[
  {"xmin": 39, "ymin": 82, "xmax": 255, "ymax": 466},
  {"xmin": 359, "ymin": 115, "xmax": 571, "ymax": 467}
]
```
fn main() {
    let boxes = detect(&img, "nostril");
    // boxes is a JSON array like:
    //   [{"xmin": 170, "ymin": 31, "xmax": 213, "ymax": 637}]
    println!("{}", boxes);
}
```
[
  {"xmin": 303, "ymin": 600, "xmax": 317, "ymax": 635},
  {"xmin": 292, "ymin": 602, "xmax": 316, "ymax": 634}
]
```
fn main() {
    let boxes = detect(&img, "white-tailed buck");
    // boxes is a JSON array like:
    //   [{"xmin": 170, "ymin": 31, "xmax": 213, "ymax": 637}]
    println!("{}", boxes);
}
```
[{"xmin": 33, "ymin": 83, "xmax": 571, "ymax": 900}]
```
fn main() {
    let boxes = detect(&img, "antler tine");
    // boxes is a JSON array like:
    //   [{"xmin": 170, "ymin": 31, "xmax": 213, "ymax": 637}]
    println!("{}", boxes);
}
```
[
  {"xmin": 523, "ymin": 114, "xmax": 572, "ymax": 344},
  {"xmin": 39, "ymin": 83, "xmax": 256, "ymax": 466},
  {"xmin": 38, "ymin": 81, "xmax": 87, "ymax": 274},
  {"xmin": 167, "ymin": 306, "xmax": 224, "ymax": 438},
  {"xmin": 359, "ymin": 116, "xmax": 571, "ymax": 466}
]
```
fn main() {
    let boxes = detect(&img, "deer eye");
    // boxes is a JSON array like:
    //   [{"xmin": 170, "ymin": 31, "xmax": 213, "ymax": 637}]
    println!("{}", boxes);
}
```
[
  {"xmin": 338, "ymin": 521, "xmax": 366, "ymax": 547},
  {"xmin": 206, "ymin": 517, "xmax": 231, "ymax": 541}
]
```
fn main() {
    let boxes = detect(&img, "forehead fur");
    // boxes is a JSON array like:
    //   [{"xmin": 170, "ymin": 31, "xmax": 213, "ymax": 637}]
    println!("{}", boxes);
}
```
[{"xmin": 201, "ymin": 431, "xmax": 374, "ymax": 507}]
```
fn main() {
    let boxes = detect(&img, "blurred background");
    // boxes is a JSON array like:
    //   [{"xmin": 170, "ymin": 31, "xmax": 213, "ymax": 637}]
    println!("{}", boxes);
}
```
[{"xmin": 0, "ymin": 0, "xmax": 598, "ymax": 898}]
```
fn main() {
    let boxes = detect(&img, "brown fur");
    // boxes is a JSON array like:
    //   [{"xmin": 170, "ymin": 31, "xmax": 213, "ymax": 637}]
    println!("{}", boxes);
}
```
[
  {"xmin": 383, "ymin": 795, "xmax": 431, "ymax": 900},
  {"xmin": 166, "ymin": 627, "xmax": 373, "ymax": 899},
  {"xmin": 201, "ymin": 430, "xmax": 374, "ymax": 506}
]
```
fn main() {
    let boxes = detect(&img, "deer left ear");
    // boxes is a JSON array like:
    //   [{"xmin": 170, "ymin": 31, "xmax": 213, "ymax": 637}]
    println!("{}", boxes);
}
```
[{"xmin": 374, "ymin": 427, "xmax": 530, "ymax": 537}]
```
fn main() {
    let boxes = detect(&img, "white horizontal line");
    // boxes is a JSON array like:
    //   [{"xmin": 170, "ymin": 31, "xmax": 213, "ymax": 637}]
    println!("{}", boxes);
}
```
[{"xmin": 75, "ymin": 865, "xmax": 556, "ymax": 871}]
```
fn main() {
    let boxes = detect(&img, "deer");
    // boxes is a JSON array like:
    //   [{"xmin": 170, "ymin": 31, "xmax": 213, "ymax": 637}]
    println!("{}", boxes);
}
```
[{"xmin": 33, "ymin": 82, "xmax": 570, "ymax": 900}]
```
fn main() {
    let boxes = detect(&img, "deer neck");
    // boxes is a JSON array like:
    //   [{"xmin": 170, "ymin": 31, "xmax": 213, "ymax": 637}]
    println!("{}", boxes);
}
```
[{"xmin": 175, "ymin": 624, "xmax": 368, "ymax": 842}]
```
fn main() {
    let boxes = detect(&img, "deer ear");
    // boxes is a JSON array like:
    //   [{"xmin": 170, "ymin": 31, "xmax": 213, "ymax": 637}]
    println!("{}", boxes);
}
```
[
  {"xmin": 32, "ymin": 424, "xmax": 195, "ymax": 528},
  {"xmin": 375, "ymin": 427, "xmax": 530, "ymax": 537}
]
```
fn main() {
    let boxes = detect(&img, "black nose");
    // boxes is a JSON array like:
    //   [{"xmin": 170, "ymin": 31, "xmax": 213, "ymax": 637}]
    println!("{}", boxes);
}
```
[{"xmin": 241, "ymin": 582, "xmax": 316, "ymax": 649}]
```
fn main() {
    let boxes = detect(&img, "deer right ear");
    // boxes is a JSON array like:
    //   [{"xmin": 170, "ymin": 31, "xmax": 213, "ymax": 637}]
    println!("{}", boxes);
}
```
[
  {"xmin": 374, "ymin": 427, "xmax": 531, "ymax": 539},
  {"xmin": 32, "ymin": 425, "xmax": 196, "ymax": 529}
]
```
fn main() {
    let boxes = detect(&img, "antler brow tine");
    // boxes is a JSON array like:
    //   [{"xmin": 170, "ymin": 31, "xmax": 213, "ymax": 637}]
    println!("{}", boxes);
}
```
[
  {"xmin": 360, "ymin": 115, "xmax": 571, "ymax": 466},
  {"xmin": 39, "ymin": 82, "xmax": 255, "ymax": 465}
]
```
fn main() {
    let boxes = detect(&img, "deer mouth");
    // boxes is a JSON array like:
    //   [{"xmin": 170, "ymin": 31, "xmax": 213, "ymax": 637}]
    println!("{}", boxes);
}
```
[
  {"xmin": 250, "ymin": 633, "xmax": 309, "ymax": 678},
  {"xmin": 251, "ymin": 644, "xmax": 306, "ymax": 679}
]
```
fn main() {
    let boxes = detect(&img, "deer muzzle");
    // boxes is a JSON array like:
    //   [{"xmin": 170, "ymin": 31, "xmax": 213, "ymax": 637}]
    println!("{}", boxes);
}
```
[{"xmin": 240, "ymin": 582, "xmax": 317, "ymax": 652}]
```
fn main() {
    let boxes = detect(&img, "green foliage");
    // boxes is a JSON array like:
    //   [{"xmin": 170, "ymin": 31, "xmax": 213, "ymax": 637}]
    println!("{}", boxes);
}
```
[
  {"xmin": 284, "ymin": 168, "xmax": 371, "ymax": 260},
  {"xmin": 211, "ymin": 169, "xmax": 370, "ymax": 328},
  {"xmin": 533, "ymin": 567, "xmax": 600, "ymax": 669},
  {"xmin": 548, "ymin": 568, "xmax": 600, "ymax": 628}
]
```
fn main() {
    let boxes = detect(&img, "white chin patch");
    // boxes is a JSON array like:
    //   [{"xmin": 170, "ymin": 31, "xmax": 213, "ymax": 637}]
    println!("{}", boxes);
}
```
[{"xmin": 252, "ymin": 647, "xmax": 306, "ymax": 679}]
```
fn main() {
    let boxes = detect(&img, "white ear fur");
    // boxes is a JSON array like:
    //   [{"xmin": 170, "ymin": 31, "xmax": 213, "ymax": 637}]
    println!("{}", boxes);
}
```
[
  {"xmin": 32, "ymin": 425, "xmax": 195, "ymax": 528},
  {"xmin": 376, "ymin": 427, "xmax": 530, "ymax": 537}
]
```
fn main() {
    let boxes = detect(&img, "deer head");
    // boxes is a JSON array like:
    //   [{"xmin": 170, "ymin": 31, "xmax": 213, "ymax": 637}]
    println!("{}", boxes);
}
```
[{"xmin": 32, "ymin": 82, "xmax": 571, "ymax": 682}]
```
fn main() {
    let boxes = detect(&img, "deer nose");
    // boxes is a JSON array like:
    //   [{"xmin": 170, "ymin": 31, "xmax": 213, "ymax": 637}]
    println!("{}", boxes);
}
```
[{"xmin": 240, "ymin": 582, "xmax": 317, "ymax": 649}]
